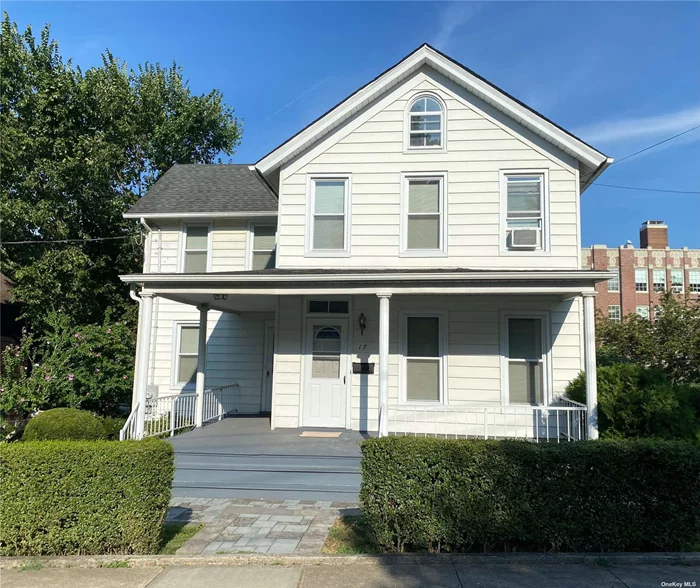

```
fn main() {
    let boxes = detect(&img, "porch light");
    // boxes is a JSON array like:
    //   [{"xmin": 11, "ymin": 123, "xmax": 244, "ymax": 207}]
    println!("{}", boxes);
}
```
[
  {"xmin": 213, "ymin": 294, "xmax": 228, "ymax": 301},
  {"xmin": 358, "ymin": 312, "xmax": 367, "ymax": 335}
]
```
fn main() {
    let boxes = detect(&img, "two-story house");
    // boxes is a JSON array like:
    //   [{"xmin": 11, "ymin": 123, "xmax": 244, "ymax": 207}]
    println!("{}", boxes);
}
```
[{"xmin": 120, "ymin": 44, "xmax": 612, "ymax": 442}]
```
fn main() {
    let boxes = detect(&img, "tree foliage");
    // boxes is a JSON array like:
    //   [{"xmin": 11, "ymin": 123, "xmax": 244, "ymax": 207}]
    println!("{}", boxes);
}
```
[{"xmin": 597, "ymin": 294, "xmax": 700, "ymax": 385}]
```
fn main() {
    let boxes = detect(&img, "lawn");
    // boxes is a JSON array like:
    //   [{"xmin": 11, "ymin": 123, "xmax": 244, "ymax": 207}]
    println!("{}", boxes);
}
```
[
  {"xmin": 322, "ymin": 515, "xmax": 378, "ymax": 554},
  {"xmin": 158, "ymin": 523, "xmax": 203, "ymax": 555}
]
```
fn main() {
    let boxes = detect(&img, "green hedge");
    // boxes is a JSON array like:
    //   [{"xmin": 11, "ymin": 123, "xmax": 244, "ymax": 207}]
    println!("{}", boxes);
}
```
[
  {"xmin": 360, "ymin": 436, "xmax": 700, "ymax": 553},
  {"xmin": 0, "ymin": 439, "xmax": 174, "ymax": 555},
  {"xmin": 23, "ymin": 408, "xmax": 107, "ymax": 441}
]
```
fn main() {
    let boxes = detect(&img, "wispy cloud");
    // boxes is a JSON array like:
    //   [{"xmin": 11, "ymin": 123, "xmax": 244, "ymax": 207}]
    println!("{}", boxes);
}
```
[
  {"xmin": 576, "ymin": 106, "xmax": 700, "ymax": 144},
  {"xmin": 431, "ymin": 2, "xmax": 483, "ymax": 52},
  {"xmin": 264, "ymin": 76, "xmax": 332, "ymax": 121}
]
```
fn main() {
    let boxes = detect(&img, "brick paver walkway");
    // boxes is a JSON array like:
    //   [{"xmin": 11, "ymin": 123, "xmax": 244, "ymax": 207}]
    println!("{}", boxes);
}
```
[{"xmin": 167, "ymin": 497, "xmax": 360, "ymax": 555}]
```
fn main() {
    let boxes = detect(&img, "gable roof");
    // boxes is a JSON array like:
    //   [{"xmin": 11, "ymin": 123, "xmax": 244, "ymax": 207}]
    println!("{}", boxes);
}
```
[
  {"xmin": 124, "ymin": 164, "xmax": 278, "ymax": 219},
  {"xmin": 256, "ymin": 44, "xmax": 612, "ymax": 192}
]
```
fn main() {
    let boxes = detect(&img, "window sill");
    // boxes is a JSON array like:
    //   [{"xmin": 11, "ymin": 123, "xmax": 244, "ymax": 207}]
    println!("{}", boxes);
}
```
[{"xmin": 399, "ymin": 250, "xmax": 448, "ymax": 258}]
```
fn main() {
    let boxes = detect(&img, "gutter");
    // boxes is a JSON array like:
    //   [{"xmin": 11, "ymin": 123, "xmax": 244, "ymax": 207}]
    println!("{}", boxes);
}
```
[{"xmin": 123, "ymin": 211, "xmax": 278, "ymax": 220}]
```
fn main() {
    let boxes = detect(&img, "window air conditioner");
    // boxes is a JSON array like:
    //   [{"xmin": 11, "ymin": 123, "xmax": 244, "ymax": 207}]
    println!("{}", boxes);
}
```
[{"xmin": 510, "ymin": 228, "xmax": 541, "ymax": 249}]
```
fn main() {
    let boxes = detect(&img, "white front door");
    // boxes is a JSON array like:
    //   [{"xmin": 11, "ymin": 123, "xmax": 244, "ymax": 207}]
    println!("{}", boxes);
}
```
[
  {"xmin": 261, "ymin": 323, "xmax": 275, "ymax": 413},
  {"xmin": 302, "ymin": 319, "xmax": 348, "ymax": 428}
]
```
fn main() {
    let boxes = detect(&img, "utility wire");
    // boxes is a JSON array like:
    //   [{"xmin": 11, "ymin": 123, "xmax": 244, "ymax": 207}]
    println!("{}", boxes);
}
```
[
  {"xmin": 0, "ymin": 235, "xmax": 132, "ymax": 245},
  {"xmin": 611, "ymin": 124, "xmax": 700, "ymax": 165},
  {"xmin": 593, "ymin": 183, "xmax": 700, "ymax": 195}
]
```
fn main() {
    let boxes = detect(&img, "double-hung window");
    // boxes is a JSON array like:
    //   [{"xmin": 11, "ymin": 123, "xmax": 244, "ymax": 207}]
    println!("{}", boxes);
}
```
[
  {"xmin": 407, "ymin": 95, "xmax": 444, "ymax": 149},
  {"xmin": 653, "ymin": 269, "xmax": 666, "ymax": 293},
  {"xmin": 183, "ymin": 225, "xmax": 210, "ymax": 272},
  {"xmin": 634, "ymin": 269, "xmax": 648, "ymax": 292},
  {"xmin": 504, "ymin": 316, "xmax": 547, "ymax": 404},
  {"xmin": 607, "ymin": 270, "xmax": 620, "ymax": 292},
  {"xmin": 502, "ymin": 173, "xmax": 546, "ymax": 251},
  {"xmin": 402, "ymin": 314, "xmax": 445, "ymax": 403},
  {"xmin": 249, "ymin": 224, "xmax": 276, "ymax": 270},
  {"xmin": 402, "ymin": 175, "xmax": 446, "ymax": 253},
  {"xmin": 671, "ymin": 269, "xmax": 684, "ymax": 293},
  {"xmin": 175, "ymin": 324, "xmax": 199, "ymax": 385},
  {"xmin": 636, "ymin": 305, "xmax": 650, "ymax": 320},
  {"xmin": 308, "ymin": 177, "xmax": 349, "ymax": 253},
  {"xmin": 608, "ymin": 305, "xmax": 621, "ymax": 322},
  {"xmin": 690, "ymin": 271, "xmax": 700, "ymax": 293}
]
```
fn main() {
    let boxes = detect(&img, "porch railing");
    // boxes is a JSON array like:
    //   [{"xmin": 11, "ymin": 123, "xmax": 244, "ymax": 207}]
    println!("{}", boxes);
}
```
[
  {"xmin": 388, "ymin": 398, "xmax": 587, "ymax": 442},
  {"xmin": 119, "ymin": 383, "xmax": 239, "ymax": 440}
]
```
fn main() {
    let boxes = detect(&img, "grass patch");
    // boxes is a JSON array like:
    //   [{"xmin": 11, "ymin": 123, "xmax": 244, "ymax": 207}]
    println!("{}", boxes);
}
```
[
  {"xmin": 102, "ymin": 560, "xmax": 129, "ymax": 568},
  {"xmin": 322, "ymin": 515, "xmax": 378, "ymax": 554},
  {"xmin": 158, "ymin": 523, "xmax": 203, "ymax": 555},
  {"xmin": 19, "ymin": 561, "xmax": 43, "ymax": 571}
]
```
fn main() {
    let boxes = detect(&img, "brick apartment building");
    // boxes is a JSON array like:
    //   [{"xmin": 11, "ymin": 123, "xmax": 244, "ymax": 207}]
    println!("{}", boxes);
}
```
[{"xmin": 582, "ymin": 221, "xmax": 700, "ymax": 321}]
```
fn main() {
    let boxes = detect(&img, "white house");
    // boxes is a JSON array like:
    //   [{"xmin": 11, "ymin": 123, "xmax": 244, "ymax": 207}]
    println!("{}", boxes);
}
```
[{"xmin": 120, "ymin": 44, "xmax": 613, "ymax": 442}]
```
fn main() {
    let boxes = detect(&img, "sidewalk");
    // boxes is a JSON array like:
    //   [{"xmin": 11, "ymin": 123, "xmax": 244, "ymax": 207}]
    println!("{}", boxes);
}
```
[{"xmin": 3, "ymin": 562, "xmax": 699, "ymax": 588}]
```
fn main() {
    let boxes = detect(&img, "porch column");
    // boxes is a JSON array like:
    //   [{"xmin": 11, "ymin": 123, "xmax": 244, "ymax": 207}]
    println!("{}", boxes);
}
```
[
  {"xmin": 582, "ymin": 293, "xmax": 599, "ymax": 440},
  {"xmin": 194, "ymin": 304, "xmax": 209, "ymax": 428},
  {"xmin": 377, "ymin": 293, "xmax": 391, "ymax": 437},
  {"xmin": 135, "ymin": 292, "xmax": 154, "ymax": 439}
]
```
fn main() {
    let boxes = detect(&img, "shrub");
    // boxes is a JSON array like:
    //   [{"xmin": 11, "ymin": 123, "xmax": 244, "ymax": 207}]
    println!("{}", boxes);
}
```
[
  {"xmin": 102, "ymin": 417, "xmax": 127, "ymax": 440},
  {"xmin": 567, "ymin": 364, "xmax": 699, "ymax": 441},
  {"xmin": 23, "ymin": 408, "xmax": 107, "ymax": 441},
  {"xmin": 0, "ymin": 439, "xmax": 174, "ymax": 555},
  {"xmin": 360, "ymin": 436, "xmax": 700, "ymax": 553}
]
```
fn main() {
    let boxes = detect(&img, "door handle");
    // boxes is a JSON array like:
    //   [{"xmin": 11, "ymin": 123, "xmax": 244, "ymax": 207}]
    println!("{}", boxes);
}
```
[{"xmin": 343, "ymin": 376, "xmax": 346, "ymax": 385}]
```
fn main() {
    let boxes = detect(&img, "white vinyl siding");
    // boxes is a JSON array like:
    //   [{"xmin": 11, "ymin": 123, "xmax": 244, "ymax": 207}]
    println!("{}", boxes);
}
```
[
  {"xmin": 671, "ymin": 269, "xmax": 684, "ymax": 293},
  {"xmin": 502, "ymin": 173, "xmax": 547, "ymax": 252},
  {"xmin": 608, "ymin": 305, "xmax": 621, "ymax": 322},
  {"xmin": 607, "ymin": 270, "xmax": 620, "ymax": 292},
  {"xmin": 653, "ymin": 269, "xmax": 666, "ymax": 293},
  {"xmin": 182, "ymin": 225, "xmax": 210, "ymax": 272},
  {"xmin": 635, "ymin": 269, "xmax": 648, "ymax": 292},
  {"xmin": 249, "ymin": 224, "xmax": 276, "ymax": 270},
  {"xmin": 174, "ymin": 324, "xmax": 199, "ymax": 385},
  {"xmin": 277, "ymin": 72, "xmax": 579, "ymax": 270},
  {"xmin": 306, "ymin": 176, "xmax": 350, "ymax": 255},
  {"xmin": 401, "ymin": 174, "xmax": 447, "ymax": 254}
]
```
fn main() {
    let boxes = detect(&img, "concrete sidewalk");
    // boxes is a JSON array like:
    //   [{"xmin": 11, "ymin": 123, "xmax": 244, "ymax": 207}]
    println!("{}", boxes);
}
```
[{"xmin": 3, "ymin": 563, "xmax": 699, "ymax": 588}]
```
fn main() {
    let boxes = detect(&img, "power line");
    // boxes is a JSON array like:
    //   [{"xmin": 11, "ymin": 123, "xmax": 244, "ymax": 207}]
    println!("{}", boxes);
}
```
[
  {"xmin": 593, "ymin": 183, "xmax": 700, "ymax": 195},
  {"xmin": 611, "ymin": 124, "xmax": 700, "ymax": 165},
  {"xmin": 0, "ymin": 235, "xmax": 132, "ymax": 245}
]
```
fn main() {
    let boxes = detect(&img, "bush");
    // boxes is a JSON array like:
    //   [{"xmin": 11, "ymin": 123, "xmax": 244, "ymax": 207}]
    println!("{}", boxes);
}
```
[
  {"xmin": 23, "ymin": 408, "xmax": 107, "ymax": 441},
  {"xmin": 566, "ymin": 364, "xmax": 699, "ymax": 441},
  {"xmin": 102, "ymin": 417, "xmax": 127, "ymax": 440},
  {"xmin": 360, "ymin": 436, "xmax": 700, "ymax": 553},
  {"xmin": 0, "ymin": 439, "xmax": 174, "ymax": 555}
]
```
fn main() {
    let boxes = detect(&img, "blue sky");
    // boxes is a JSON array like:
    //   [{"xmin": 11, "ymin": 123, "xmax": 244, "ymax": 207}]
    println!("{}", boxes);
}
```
[{"xmin": 6, "ymin": 1, "xmax": 700, "ymax": 247}]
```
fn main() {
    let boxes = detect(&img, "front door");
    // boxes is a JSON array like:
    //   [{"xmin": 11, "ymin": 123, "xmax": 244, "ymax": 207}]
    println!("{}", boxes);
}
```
[{"xmin": 302, "ymin": 319, "xmax": 348, "ymax": 428}]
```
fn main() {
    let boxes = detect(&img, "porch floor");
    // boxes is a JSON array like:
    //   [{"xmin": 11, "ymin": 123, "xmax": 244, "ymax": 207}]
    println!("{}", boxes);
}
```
[{"xmin": 169, "ymin": 417, "xmax": 367, "ymax": 502}]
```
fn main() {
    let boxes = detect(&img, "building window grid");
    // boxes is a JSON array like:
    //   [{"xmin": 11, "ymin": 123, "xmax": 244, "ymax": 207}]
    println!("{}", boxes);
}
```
[
  {"xmin": 636, "ymin": 305, "xmax": 650, "ymax": 320},
  {"xmin": 671, "ymin": 269, "xmax": 684, "ymax": 293},
  {"xmin": 608, "ymin": 305, "xmax": 621, "ymax": 322},
  {"xmin": 634, "ymin": 268, "xmax": 648, "ymax": 293},
  {"xmin": 607, "ymin": 269, "xmax": 620, "ymax": 292},
  {"xmin": 652, "ymin": 269, "xmax": 666, "ymax": 293},
  {"xmin": 690, "ymin": 271, "xmax": 700, "ymax": 293}
]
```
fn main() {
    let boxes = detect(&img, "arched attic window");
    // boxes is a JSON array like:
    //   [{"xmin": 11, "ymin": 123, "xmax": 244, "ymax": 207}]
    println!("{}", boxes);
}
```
[{"xmin": 406, "ymin": 94, "xmax": 445, "ymax": 149}]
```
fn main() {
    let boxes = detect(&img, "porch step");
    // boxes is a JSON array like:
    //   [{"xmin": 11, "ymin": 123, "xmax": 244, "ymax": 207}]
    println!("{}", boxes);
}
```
[{"xmin": 173, "ymin": 450, "xmax": 361, "ymax": 502}]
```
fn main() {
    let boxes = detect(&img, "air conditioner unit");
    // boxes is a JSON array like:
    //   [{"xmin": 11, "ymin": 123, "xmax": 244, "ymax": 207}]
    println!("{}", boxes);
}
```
[{"xmin": 510, "ymin": 228, "xmax": 541, "ymax": 249}]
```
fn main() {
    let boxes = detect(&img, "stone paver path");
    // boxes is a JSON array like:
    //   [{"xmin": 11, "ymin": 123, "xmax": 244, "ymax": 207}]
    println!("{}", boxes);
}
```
[{"xmin": 167, "ymin": 497, "xmax": 360, "ymax": 555}]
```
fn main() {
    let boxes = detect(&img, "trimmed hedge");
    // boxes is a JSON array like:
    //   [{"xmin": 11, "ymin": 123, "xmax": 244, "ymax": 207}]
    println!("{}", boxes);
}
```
[
  {"xmin": 23, "ymin": 408, "xmax": 107, "ymax": 441},
  {"xmin": 360, "ymin": 436, "xmax": 700, "ymax": 553},
  {"xmin": 0, "ymin": 439, "xmax": 174, "ymax": 555}
]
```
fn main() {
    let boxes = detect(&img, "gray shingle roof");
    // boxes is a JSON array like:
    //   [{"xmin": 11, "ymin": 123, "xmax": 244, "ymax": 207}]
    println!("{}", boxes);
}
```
[{"xmin": 125, "ymin": 164, "xmax": 278, "ymax": 217}]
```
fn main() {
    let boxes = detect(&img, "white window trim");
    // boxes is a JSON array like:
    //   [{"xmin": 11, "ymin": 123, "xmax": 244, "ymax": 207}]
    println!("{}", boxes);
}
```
[
  {"xmin": 404, "ymin": 93, "xmax": 447, "ymax": 153},
  {"xmin": 634, "ymin": 268, "xmax": 649, "ymax": 292},
  {"xmin": 398, "ymin": 310, "xmax": 448, "ymax": 406},
  {"xmin": 608, "ymin": 305, "xmax": 621, "ymax": 322},
  {"xmin": 399, "ymin": 172, "xmax": 448, "ymax": 257},
  {"xmin": 246, "ymin": 221, "xmax": 277, "ymax": 271},
  {"xmin": 652, "ymin": 269, "xmax": 667, "ymax": 293},
  {"xmin": 170, "ymin": 321, "xmax": 200, "ymax": 389},
  {"xmin": 607, "ymin": 269, "xmax": 620, "ymax": 292},
  {"xmin": 689, "ymin": 270, "xmax": 700, "ymax": 293},
  {"xmin": 179, "ymin": 222, "xmax": 213, "ymax": 273},
  {"xmin": 499, "ymin": 169, "xmax": 550, "ymax": 256},
  {"xmin": 499, "ymin": 311, "xmax": 553, "ymax": 406},
  {"xmin": 671, "ymin": 269, "xmax": 685, "ymax": 293},
  {"xmin": 304, "ymin": 173, "xmax": 352, "ymax": 257}
]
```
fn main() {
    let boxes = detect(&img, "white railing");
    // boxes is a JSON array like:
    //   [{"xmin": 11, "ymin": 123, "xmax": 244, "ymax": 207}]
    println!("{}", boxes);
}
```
[
  {"xmin": 119, "ymin": 383, "xmax": 239, "ymax": 440},
  {"xmin": 388, "ymin": 400, "xmax": 587, "ymax": 442}
]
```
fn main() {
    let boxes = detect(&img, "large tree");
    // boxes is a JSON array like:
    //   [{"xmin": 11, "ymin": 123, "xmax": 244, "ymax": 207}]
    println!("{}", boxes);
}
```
[{"xmin": 0, "ymin": 13, "xmax": 242, "ymax": 329}]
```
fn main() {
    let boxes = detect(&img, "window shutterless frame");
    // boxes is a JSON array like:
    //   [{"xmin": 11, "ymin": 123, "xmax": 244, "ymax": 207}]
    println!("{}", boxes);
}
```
[
  {"xmin": 652, "ymin": 269, "xmax": 666, "ymax": 293},
  {"xmin": 171, "ymin": 322, "xmax": 200, "ymax": 388},
  {"xmin": 499, "ymin": 311, "xmax": 552, "ymax": 406},
  {"xmin": 607, "ymin": 269, "xmax": 620, "ymax": 292},
  {"xmin": 305, "ymin": 174, "xmax": 351, "ymax": 257},
  {"xmin": 398, "ymin": 310, "xmax": 448, "ymax": 405},
  {"xmin": 400, "ymin": 172, "xmax": 448, "ymax": 256},
  {"xmin": 246, "ymin": 222, "xmax": 277, "ymax": 270},
  {"xmin": 608, "ymin": 305, "xmax": 621, "ymax": 322},
  {"xmin": 671, "ymin": 269, "xmax": 684, "ymax": 293},
  {"xmin": 180, "ymin": 223, "xmax": 212, "ymax": 273},
  {"xmin": 499, "ymin": 169, "xmax": 550, "ymax": 255},
  {"xmin": 404, "ymin": 93, "xmax": 446, "ymax": 152},
  {"xmin": 634, "ymin": 268, "xmax": 649, "ymax": 292}
]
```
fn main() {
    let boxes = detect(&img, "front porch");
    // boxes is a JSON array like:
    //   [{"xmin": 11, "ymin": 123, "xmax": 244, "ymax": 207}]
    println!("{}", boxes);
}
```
[{"xmin": 121, "ymin": 268, "xmax": 607, "ymax": 443}]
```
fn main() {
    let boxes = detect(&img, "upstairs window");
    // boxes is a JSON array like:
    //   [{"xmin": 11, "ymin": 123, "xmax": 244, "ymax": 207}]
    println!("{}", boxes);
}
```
[
  {"xmin": 671, "ymin": 269, "xmax": 684, "ymax": 293},
  {"xmin": 608, "ymin": 305, "xmax": 621, "ymax": 322},
  {"xmin": 653, "ymin": 269, "xmax": 666, "ymax": 293},
  {"xmin": 502, "ymin": 173, "xmax": 546, "ymax": 251},
  {"xmin": 407, "ymin": 95, "xmax": 444, "ymax": 149},
  {"xmin": 607, "ymin": 270, "xmax": 620, "ymax": 292},
  {"xmin": 690, "ymin": 271, "xmax": 700, "ymax": 293},
  {"xmin": 401, "ymin": 174, "xmax": 446, "ymax": 254},
  {"xmin": 183, "ymin": 225, "xmax": 209, "ymax": 272},
  {"xmin": 635, "ymin": 269, "xmax": 648, "ymax": 292},
  {"xmin": 250, "ymin": 224, "xmax": 276, "ymax": 270},
  {"xmin": 308, "ymin": 177, "xmax": 349, "ymax": 253}
]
